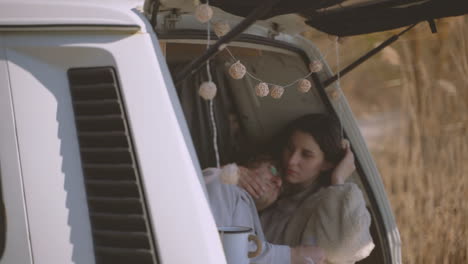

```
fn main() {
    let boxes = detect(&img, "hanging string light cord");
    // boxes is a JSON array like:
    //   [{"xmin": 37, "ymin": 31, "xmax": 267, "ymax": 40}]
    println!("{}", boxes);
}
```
[
  {"xmin": 206, "ymin": 17, "xmax": 213, "ymax": 82},
  {"xmin": 321, "ymin": 44, "xmax": 333, "ymax": 60},
  {"xmin": 205, "ymin": 2, "xmax": 221, "ymax": 168},
  {"xmin": 224, "ymin": 47, "xmax": 314, "ymax": 88}
]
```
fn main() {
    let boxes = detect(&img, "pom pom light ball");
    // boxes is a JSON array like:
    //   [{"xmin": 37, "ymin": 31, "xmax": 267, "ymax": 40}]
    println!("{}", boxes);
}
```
[
  {"xmin": 199, "ymin": 81, "xmax": 217, "ymax": 100},
  {"xmin": 270, "ymin": 85, "xmax": 284, "ymax": 99},
  {"xmin": 309, "ymin": 60, "xmax": 323, "ymax": 73},
  {"xmin": 255, "ymin": 82, "xmax": 269, "ymax": 97},
  {"xmin": 229, "ymin": 61, "xmax": 246, "ymax": 79},
  {"xmin": 297, "ymin": 79, "xmax": 312, "ymax": 93},
  {"xmin": 213, "ymin": 21, "xmax": 230, "ymax": 37},
  {"xmin": 195, "ymin": 4, "xmax": 213, "ymax": 23},
  {"xmin": 219, "ymin": 164, "xmax": 240, "ymax": 184}
]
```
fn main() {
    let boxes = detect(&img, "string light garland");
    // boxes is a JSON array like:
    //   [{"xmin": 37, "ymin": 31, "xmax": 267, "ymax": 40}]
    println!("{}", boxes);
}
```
[
  {"xmin": 194, "ymin": 2, "xmax": 345, "ymax": 166},
  {"xmin": 224, "ymin": 46, "xmax": 321, "ymax": 98},
  {"xmin": 195, "ymin": 4, "xmax": 348, "ymax": 102},
  {"xmin": 204, "ymin": 20, "xmax": 330, "ymax": 100},
  {"xmin": 193, "ymin": 6, "xmax": 342, "ymax": 100}
]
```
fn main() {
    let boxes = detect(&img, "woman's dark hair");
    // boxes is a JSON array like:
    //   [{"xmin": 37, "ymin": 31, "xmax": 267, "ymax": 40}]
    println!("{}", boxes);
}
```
[
  {"xmin": 271, "ymin": 113, "xmax": 345, "ymax": 186},
  {"xmin": 238, "ymin": 153, "xmax": 275, "ymax": 169}
]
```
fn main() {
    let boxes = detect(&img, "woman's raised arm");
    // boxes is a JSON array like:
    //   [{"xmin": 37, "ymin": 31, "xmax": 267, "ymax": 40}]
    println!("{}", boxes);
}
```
[{"xmin": 331, "ymin": 140, "xmax": 356, "ymax": 185}]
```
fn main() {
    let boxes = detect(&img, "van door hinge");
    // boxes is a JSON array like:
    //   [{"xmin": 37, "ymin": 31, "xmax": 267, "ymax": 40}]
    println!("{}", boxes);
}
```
[{"xmin": 163, "ymin": 9, "xmax": 182, "ymax": 31}]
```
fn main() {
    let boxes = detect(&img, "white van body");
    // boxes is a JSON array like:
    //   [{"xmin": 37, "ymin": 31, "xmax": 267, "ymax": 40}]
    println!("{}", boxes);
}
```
[{"xmin": 0, "ymin": 0, "xmax": 400, "ymax": 263}]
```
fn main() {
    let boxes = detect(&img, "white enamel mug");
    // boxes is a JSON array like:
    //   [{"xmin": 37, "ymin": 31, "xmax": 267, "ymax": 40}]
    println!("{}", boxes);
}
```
[{"xmin": 218, "ymin": 226, "xmax": 262, "ymax": 264}]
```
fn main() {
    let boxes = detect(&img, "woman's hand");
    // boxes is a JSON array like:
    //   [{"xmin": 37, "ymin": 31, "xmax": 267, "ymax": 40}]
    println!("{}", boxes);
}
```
[
  {"xmin": 291, "ymin": 245, "xmax": 326, "ymax": 264},
  {"xmin": 331, "ymin": 139, "xmax": 356, "ymax": 185},
  {"xmin": 238, "ymin": 166, "xmax": 268, "ymax": 199}
]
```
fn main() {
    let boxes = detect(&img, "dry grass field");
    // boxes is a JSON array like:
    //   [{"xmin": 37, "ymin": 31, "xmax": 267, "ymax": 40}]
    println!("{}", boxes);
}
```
[{"xmin": 306, "ymin": 16, "xmax": 468, "ymax": 264}]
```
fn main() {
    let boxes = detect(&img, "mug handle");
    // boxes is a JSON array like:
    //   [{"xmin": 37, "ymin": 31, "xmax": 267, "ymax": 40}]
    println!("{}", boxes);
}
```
[{"xmin": 248, "ymin": 234, "xmax": 262, "ymax": 258}]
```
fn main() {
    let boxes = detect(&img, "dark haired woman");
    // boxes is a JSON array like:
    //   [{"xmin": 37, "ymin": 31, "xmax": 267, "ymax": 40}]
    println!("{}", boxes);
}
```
[{"xmin": 240, "ymin": 114, "xmax": 375, "ymax": 264}]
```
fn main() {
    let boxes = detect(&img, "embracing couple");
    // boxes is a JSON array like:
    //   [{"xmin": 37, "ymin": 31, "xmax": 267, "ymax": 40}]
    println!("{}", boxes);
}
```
[{"xmin": 204, "ymin": 113, "xmax": 375, "ymax": 264}]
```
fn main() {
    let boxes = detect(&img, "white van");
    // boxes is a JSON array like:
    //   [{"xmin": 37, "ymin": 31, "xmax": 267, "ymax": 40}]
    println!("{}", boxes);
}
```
[{"xmin": 1, "ymin": 0, "xmax": 465, "ymax": 263}]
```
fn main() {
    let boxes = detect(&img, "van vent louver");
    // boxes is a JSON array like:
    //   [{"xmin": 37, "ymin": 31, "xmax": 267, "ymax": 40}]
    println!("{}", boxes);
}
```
[{"xmin": 68, "ymin": 67, "xmax": 158, "ymax": 264}]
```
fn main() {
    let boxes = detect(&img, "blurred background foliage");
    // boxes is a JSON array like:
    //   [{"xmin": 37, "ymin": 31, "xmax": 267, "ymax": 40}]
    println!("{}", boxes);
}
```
[{"xmin": 304, "ymin": 15, "xmax": 468, "ymax": 264}]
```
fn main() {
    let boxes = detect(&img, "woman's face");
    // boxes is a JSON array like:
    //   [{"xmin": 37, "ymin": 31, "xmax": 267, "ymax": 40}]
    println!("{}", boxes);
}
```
[{"xmin": 282, "ymin": 130, "xmax": 330, "ymax": 187}]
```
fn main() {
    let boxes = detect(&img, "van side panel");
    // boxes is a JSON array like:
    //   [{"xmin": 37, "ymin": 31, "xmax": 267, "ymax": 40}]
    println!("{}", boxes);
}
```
[
  {"xmin": 0, "ymin": 34, "xmax": 33, "ymax": 264},
  {"xmin": 109, "ymin": 32, "xmax": 227, "ymax": 264},
  {"xmin": 3, "ymin": 29, "xmax": 226, "ymax": 263},
  {"xmin": 4, "ymin": 34, "xmax": 106, "ymax": 264}
]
